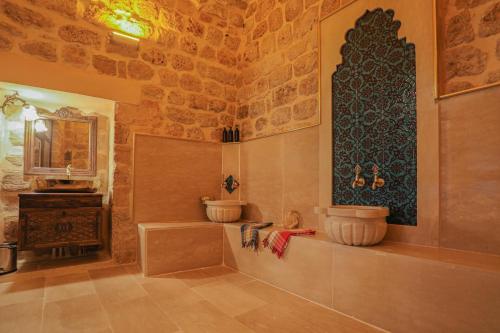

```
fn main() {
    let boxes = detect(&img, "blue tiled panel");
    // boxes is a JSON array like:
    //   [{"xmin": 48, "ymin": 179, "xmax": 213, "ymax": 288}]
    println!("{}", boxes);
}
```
[{"xmin": 332, "ymin": 8, "xmax": 417, "ymax": 226}]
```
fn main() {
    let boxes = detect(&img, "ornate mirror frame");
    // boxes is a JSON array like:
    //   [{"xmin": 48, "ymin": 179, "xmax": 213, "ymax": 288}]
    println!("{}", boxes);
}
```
[{"xmin": 24, "ymin": 107, "xmax": 97, "ymax": 177}]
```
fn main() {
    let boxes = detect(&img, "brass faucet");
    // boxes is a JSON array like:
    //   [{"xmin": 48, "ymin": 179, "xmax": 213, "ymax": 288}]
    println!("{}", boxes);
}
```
[
  {"xmin": 352, "ymin": 164, "xmax": 365, "ymax": 189},
  {"xmin": 371, "ymin": 164, "xmax": 385, "ymax": 190},
  {"xmin": 66, "ymin": 164, "xmax": 72, "ymax": 180}
]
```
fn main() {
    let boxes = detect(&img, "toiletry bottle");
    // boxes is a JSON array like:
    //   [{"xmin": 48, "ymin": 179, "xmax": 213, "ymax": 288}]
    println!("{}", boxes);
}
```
[
  {"xmin": 222, "ymin": 127, "xmax": 228, "ymax": 142},
  {"xmin": 234, "ymin": 125, "xmax": 240, "ymax": 142},
  {"xmin": 228, "ymin": 127, "xmax": 234, "ymax": 142}
]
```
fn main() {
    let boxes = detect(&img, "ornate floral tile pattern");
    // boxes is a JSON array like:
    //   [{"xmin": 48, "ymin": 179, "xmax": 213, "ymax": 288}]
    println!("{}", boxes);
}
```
[{"xmin": 332, "ymin": 8, "xmax": 417, "ymax": 226}]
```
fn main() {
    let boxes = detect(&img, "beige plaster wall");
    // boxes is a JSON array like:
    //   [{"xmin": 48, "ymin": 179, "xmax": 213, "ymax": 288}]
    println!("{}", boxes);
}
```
[
  {"xmin": 133, "ymin": 134, "xmax": 222, "ymax": 223},
  {"xmin": 439, "ymin": 85, "xmax": 500, "ymax": 255},
  {"xmin": 238, "ymin": 126, "xmax": 319, "ymax": 227}
]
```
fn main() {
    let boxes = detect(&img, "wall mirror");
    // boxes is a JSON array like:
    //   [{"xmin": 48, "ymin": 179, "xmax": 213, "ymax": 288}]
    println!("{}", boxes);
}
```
[{"xmin": 24, "ymin": 107, "xmax": 97, "ymax": 177}]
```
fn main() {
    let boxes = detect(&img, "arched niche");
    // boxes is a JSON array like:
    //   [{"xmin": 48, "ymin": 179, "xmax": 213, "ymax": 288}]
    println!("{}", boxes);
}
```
[{"xmin": 332, "ymin": 8, "xmax": 417, "ymax": 225}]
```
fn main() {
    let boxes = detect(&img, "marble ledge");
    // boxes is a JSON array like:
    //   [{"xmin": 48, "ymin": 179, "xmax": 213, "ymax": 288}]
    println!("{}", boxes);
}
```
[
  {"xmin": 136, "ymin": 220, "xmax": 500, "ymax": 273},
  {"xmin": 224, "ymin": 222, "xmax": 500, "ymax": 274}
]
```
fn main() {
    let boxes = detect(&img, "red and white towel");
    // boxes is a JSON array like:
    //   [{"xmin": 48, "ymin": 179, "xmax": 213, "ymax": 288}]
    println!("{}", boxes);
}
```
[{"xmin": 263, "ymin": 229, "xmax": 316, "ymax": 259}]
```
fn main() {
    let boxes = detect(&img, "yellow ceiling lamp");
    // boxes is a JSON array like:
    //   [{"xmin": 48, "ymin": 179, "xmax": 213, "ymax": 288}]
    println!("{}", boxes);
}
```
[{"xmin": 99, "ymin": 7, "xmax": 151, "ymax": 40}]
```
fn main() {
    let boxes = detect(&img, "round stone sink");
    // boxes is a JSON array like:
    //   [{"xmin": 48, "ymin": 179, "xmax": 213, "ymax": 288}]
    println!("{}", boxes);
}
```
[
  {"xmin": 322, "ymin": 205, "xmax": 389, "ymax": 246},
  {"xmin": 204, "ymin": 200, "xmax": 247, "ymax": 223}
]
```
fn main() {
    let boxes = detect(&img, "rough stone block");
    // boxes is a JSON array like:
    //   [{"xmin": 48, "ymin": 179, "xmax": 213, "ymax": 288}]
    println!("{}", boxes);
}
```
[
  {"xmin": 293, "ymin": 98, "xmax": 317, "ymax": 120},
  {"xmin": 255, "ymin": 117, "xmax": 268, "ymax": 131},
  {"xmin": 321, "ymin": 0, "xmax": 340, "ymax": 19},
  {"xmin": 479, "ymin": 2, "xmax": 500, "ymax": 37},
  {"xmin": 159, "ymin": 69, "xmax": 179, "ymax": 87},
  {"xmin": 19, "ymin": 40, "xmax": 57, "ymax": 62},
  {"xmin": 3, "ymin": 1, "xmax": 54, "ymax": 29},
  {"xmin": 180, "ymin": 74, "xmax": 203, "ymax": 91},
  {"xmin": 188, "ymin": 94, "xmax": 208, "ymax": 110},
  {"xmin": 186, "ymin": 127, "xmax": 205, "ymax": 140},
  {"xmin": 285, "ymin": 0, "xmax": 303, "ymax": 22},
  {"xmin": 0, "ymin": 34, "xmax": 13, "ymax": 51},
  {"xmin": 446, "ymin": 45, "xmax": 488, "ymax": 79},
  {"xmin": 141, "ymin": 48, "xmax": 167, "ymax": 66},
  {"xmin": 93, "ymin": 55, "xmax": 117, "ymax": 76},
  {"xmin": 196, "ymin": 113, "xmax": 219, "ymax": 127},
  {"xmin": 269, "ymin": 7, "xmax": 284, "ymax": 32},
  {"xmin": 141, "ymin": 85, "xmax": 165, "ymax": 101},
  {"xmin": 170, "ymin": 53, "xmax": 194, "ymax": 71},
  {"xmin": 271, "ymin": 106, "xmax": 292, "ymax": 126},
  {"xmin": 447, "ymin": 10, "xmax": 475, "ymax": 48},
  {"xmin": 273, "ymin": 82, "xmax": 298, "ymax": 107},
  {"xmin": 58, "ymin": 25, "xmax": 100, "ymax": 49},
  {"xmin": 269, "ymin": 64, "xmax": 293, "ymax": 88},
  {"xmin": 165, "ymin": 107, "xmax": 196, "ymax": 124},
  {"xmin": 179, "ymin": 35, "xmax": 198, "ymax": 55},
  {"xmin": 28, "ymin": 0, "xmax": 77, "ymax": 18},
  {"xmin": 167, "ymin": 91, "xmax": 185, "ymax": 105},
  {"xmin": 62, "ymin": 43, "xmax": 89, "ymax": 68}
]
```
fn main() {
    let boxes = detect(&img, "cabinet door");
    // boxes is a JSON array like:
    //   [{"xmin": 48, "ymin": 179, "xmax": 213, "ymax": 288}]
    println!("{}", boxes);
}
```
[{"xmin": 19, "ymin": 208, "xmax": 101, "ymax": 250}]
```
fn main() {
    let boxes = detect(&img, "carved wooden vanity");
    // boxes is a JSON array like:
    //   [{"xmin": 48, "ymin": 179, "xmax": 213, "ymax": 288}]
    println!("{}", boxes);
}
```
[{"xmin": 18, "ymin": 193, "xmax": 103, "ymax": 251}]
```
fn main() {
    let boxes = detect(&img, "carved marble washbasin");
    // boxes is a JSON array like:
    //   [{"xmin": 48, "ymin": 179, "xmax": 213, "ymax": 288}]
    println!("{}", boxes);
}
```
[
  {"xmin": 204, "ymin": 200, "xmax": 247, "ymax": 223},
  {"xmin": 34, "ymin": 179, "xmax": 97, "ymax": 193},
  {"xmin": 316, "ymin": 205, "xmax": 389, "ymax": 246}
]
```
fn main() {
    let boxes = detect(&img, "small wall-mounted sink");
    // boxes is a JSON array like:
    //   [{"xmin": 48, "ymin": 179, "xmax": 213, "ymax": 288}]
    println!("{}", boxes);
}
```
[
  {"xmin": 34, "ymin": 179, "xmax": 97, "ymax": 193},
  {"xmin": 316, "ymin": 205, "xmax": 389, "ymax": 246},
  {"xmin": 204, "ymin": 200, "xmax": 246, "ymax": 223}
]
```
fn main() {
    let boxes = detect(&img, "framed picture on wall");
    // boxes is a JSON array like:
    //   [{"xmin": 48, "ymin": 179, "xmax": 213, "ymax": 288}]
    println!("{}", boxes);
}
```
[{"xmin": 435, "ymin": 0, "xmax": 500, "ymax": 98}]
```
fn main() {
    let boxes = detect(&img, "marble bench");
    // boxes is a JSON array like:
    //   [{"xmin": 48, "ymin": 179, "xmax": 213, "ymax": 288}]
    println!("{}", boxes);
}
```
[
  {"xmin": 222, "ymin": 223, "xmax": 500, "ymax": 333},
  {"xmin": 138, "ymin": 221, "xmax": 500, "ymax": 332},
  {"xmin": 138, "ymin": 222, "xmax": 222, "ymax": 276}
]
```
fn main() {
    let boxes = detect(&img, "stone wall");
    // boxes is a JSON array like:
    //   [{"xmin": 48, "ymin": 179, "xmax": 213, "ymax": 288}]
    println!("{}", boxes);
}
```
[
  {"xmin": 0, "ymin": 0, "xmax": 248, "ymax": 263},
  {"xmin": 439, "ymin": 0, "xmax": 500, "ymax": 94},
  {"xmin": 235, "ymin": 0, "xmax": 353, "ymax": 139}
]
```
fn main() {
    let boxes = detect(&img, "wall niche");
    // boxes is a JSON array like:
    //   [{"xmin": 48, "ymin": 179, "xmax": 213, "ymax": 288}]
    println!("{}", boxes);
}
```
[{"xmin": 332, "ymin": 8, "xmax": 417, "ymax": 226}]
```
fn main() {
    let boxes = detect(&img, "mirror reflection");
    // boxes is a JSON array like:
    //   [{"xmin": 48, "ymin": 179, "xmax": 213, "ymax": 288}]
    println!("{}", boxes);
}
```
[{"xmin": 33, "ymin": 119, "xmax": 91, "ymax": 169}]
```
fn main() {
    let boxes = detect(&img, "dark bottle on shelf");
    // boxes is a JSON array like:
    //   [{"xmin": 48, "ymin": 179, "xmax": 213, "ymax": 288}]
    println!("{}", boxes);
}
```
[
  {"xmin": 228, "ymin": 127, "xmax": 234, "ymax": 142},
  {"xmin": 234, "ymin": 126, "xmax": 240, "ymax": 142},
  {"xmin": 222, "ymin": 127, "xmax": 228, "ymax": 142}
]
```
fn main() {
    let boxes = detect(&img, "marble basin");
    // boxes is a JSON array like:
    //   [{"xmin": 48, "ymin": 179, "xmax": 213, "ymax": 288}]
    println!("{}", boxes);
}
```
[
  {"xmin": 317, "ymin": 205, "xmax": 389, "ymax": 246},
  {"xmin": 204, "ymin": 200, "xmax": 246, "ymax": 223}
]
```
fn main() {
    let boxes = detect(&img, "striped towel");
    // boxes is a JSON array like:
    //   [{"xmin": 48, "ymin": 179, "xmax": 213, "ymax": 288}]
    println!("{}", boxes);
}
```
[
  {"xmin": 241, "ymin": 222, "xmax": 273, "ymax": 250},
  {"xmin": 263, "ymin": 229, "xmax": 316, "ymax": 259}
]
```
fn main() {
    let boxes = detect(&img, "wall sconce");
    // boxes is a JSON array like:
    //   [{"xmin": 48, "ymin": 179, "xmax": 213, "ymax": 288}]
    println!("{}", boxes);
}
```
[
  {"xmin": 34, "ymin": 119, "xmax": 48, "ymax": 133},
  {"xmin": 110, "ymin": 31, "xmax": 140, "ymax": 48},
  {"xmin": 1, "ymin": 91, "xmax": 39, "ymax": 120}
]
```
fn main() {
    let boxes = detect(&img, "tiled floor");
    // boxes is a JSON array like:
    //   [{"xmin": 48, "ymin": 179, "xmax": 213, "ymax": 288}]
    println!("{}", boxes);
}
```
[{"xmin": 0, "ymin": 259, "xmax": 381, "ymax": 333}]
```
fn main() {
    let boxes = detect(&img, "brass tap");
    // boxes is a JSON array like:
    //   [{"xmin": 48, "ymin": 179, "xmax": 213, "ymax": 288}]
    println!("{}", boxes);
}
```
[
  {"xmin": 352, "ymin": 164, "xmax": 365, "ymax": 189},
  {"xmin": 66, "ymin": 164, "xmax": 72, "ymax": 180},
  {"xmin": 371, "ymin": 164, "xmax": 385, "ymax": 190}
]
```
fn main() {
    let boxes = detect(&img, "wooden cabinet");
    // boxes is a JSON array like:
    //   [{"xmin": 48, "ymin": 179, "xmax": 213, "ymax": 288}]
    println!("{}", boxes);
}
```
[{"xmin": 18, "ymin": 193, "xmax": 103, "ymax": 251}]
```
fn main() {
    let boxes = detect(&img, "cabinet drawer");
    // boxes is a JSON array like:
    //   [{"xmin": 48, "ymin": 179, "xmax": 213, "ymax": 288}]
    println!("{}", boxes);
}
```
[
  {"xmin": 19, "ymin": 194, "xmax": 102, "ymax": 209},
  {"xmin": 19, "ymin": 208, "xmax": 101, "ymax": 250}
]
